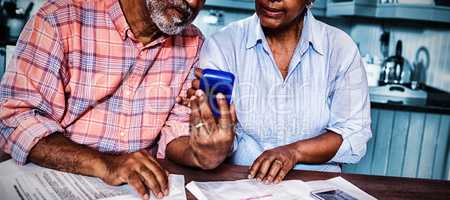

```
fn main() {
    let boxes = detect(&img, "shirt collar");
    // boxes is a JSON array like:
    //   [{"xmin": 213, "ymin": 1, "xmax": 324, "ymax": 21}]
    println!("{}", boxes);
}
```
[
  {"xmin": 107, "ymin": 0, "xmax": 130, "ymax": 41},
  {"xmin": 246, "ymin": 9, "xmax": 325, "ymax": 55},
  {"xmin": 106, "ymin": 0, "xmax": 169, "ymax": 48}
]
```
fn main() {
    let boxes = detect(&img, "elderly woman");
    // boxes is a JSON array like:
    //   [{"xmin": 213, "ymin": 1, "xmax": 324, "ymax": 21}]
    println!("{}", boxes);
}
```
[{"xmin": 181, "ymin": 0, "xmax": 371, "ymax": 184}]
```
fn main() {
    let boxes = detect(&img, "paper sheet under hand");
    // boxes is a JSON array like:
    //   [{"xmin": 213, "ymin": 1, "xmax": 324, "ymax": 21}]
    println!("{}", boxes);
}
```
[
  {"xmin": 0, "ymin": 160, "xmax": 186, "ymax": 200},
  {"xmin": 186, "ymin": 179, "xmax": 314, "ymax": 200}
]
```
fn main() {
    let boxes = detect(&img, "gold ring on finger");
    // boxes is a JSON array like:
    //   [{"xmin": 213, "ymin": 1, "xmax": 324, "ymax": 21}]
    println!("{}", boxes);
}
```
[
  {"xmin": 274, "ymin": 160, "xmax": 283, "ymax": 166},
  {"xmin": 195, "ymin": 122, "xmax": 205, "ymax": 129}
]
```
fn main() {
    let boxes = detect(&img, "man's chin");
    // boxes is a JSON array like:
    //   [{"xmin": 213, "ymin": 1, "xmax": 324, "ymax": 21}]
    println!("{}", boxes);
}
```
[
  {"xmin": 159, "ymin": 25, "xmax": 187, "ymax": 35},
  {"xmin": 154, "ymin": 16, "xmax": 192, "ymax": 35}
]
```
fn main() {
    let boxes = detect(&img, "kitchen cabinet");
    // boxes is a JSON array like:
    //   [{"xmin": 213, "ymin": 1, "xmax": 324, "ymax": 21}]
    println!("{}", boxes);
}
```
[
  {"xmin": 343, "ymin": 91, "xmax": 450, "ymax": 180},
  {"xmin": 326, "ymin": 0, "xmax": 450, "ymax": 24}
]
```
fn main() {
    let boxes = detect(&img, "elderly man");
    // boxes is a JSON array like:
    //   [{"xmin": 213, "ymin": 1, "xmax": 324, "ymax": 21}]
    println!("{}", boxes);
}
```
[{"xmin": 0, "ymin": 0, "xmax": 235, "ymax": 199}]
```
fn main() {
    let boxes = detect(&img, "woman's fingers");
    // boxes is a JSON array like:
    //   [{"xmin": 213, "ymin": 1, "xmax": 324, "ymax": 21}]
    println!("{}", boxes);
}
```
[
  {"xmin": 255, "ymin": 157, "xmax": 275, "ymax": 181},
  {"xmin": 264, "ymin": 160, "xmax": 283, "ymax": 184},
  {"xmin": 249, "ymin": 154, "xmax": 268, "ymax": 180},
  {"xmin": 274, "ymin": 165, "xmax": 292, "ymax": 184}
]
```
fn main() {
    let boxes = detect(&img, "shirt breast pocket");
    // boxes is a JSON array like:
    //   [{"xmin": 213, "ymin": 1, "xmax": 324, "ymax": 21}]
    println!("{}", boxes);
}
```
[{"xmin": 142, "ymin": 82, "xmax": 178, "ymax": 115}]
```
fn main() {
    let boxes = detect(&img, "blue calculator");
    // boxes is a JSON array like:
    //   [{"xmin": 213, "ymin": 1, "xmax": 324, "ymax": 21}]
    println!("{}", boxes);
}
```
[{"xmin": 199, "ymin": 68, "xmax": 235, "ymax": 117}]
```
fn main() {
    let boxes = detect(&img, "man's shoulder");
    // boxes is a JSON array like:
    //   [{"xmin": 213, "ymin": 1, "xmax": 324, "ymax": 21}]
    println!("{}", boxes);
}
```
[{"xmin": 35, "ymin": 0, "xmax": 107, "ymax": 20}]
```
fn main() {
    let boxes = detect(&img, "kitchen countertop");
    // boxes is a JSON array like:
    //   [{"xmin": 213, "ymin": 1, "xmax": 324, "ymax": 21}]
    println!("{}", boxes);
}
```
[{"xmin": 370, "ymin": 85, "xmax": 450, "ymax": 115}]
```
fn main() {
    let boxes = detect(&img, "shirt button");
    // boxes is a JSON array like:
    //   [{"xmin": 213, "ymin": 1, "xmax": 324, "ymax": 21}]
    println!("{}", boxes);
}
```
[
  {"xmin": 125, "ymin": 90, "xmax": 131, "ymax": 96},
  {"xmin": 120, "ymin": 132, "xmax": 126, "ymax": 137}
]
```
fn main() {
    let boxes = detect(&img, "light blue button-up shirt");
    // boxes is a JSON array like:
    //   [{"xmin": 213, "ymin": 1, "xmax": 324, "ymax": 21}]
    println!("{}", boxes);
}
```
[{"xmin": 199, "ymin": 10, "xmax": 372, "ymax": 172}]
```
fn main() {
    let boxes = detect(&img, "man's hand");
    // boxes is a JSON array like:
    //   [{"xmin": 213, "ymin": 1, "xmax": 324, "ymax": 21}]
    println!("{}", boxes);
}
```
[
  {"xmin": 100, "ymin": 150, "xmax": 169, "ymax": 200},
  {"xmin": 248, "ymin": 144, "xmax": 298, "ymax": 184},
  {"xmin": 176, "ymin": 68, "xmax": 203, "ymax": 106},
  {"xmin": 188, "ymin": 90, "xmax": 235, "ymax": 169}
]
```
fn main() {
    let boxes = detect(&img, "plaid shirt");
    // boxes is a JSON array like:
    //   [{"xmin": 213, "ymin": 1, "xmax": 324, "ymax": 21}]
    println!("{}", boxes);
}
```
[{"xmin": 0, "ymin": 0, "xmax": 203, "ymax": 165}]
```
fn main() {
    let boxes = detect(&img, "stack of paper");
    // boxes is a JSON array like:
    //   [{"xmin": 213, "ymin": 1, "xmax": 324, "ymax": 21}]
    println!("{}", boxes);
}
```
[
  {"xmin": 186, "ymin": 176, "xmax": 377, "ymax": 200},
  {"xmin": 0, "ymin": 160, "xmax": 186, "ymax": 200},
  {"xmin": 0, "ymin": 160, "xmax": 376, "ymax": 200},
  {"xmin": 187, "ymin": 179, "xmax": 312, "ymax": 200}
]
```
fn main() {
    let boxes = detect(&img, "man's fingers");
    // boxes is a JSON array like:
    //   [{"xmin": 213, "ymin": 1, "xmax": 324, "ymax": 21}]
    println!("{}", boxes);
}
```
[
  {"xmin": 128, "ymin": 172, "xmax": 148, "ymax": 200},
  {"xmin": 176, "ymin": 96, "xmax": 189, "ymax": 106},
  {"xmin": 192, "ymin": 79, "xmax": 200, "ymax": 89},
  {"xmin": 190, "ymin": 96, "xmax": 201, "ymax": 125},
  {"xmin": 230, "ymin": 104, "xmax": 237, "ymax": 124},
  {"xmin": 264, "ymin": 160, "xmax": 283, "ymax": 184},
  {"xmin": 216, "ymin": 93, "xmax": 232, "ymax": 129},
  {"xmin": 190, "ymin": 95, "xmax": 209, "ymax": 138},
  {"xmin": 138, "ymin": 153, "xmax": 169, "ymax": 196},
  {"xmin": 137, "ymin": 167, "xmax": 163, "ymax": 199},
  {"xmin": 194, "ymin": 68, "xmax": 203, "ymax": 79},
  {"xmin": 187, "ymin": 88, "xmax": 196, "ymax": 100},
  {"xmin": 197, "ymin": 90, "xmax": 215, "ymax": 130}
]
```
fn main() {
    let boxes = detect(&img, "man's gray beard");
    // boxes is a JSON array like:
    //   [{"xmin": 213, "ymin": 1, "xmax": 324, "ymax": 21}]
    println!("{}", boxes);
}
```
[{"xmin": 146, "ymin": 0, "xmax": 193, "ymax": 35}]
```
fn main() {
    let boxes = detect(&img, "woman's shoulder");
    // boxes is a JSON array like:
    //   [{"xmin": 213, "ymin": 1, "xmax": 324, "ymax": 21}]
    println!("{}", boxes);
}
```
[{"xmin": 316, "ymin": 20, "xmax": 358, "ymax": 53}]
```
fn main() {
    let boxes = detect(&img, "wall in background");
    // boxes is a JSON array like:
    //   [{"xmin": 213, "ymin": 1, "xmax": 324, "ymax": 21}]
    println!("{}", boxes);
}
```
[
  {"xmin": 193, "ymin": 8, "xmax": 253, "ymax": 37},
  {"xmin": 349, "ymin": 19, "xmax": 450, "ymax": 93},
  {"xmin": 194, "ymin": 7, "xmax": 450, "ymax": 93}
]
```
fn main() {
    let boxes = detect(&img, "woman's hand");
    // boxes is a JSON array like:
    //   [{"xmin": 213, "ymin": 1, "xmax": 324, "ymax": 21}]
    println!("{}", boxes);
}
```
[{"xmin": 248, "ymin": 144, "xmax": 299, "ymax": 184}]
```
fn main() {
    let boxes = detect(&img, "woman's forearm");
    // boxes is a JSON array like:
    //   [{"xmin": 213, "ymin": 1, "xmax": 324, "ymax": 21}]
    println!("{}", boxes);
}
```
[{"xmin": 291, "ymin": 131, "xmax": 343, "ymax": 164}]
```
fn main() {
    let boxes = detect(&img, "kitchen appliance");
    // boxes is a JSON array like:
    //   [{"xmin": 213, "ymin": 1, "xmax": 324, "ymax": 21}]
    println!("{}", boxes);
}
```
[
  {"xmin": 372, "ymin": 40, "xmax": 428, "ymax": 105},
  {"xmin": 379, "ymin": 40, "xmax": 413, "ymax": 85},
  {"xmin": 380, "ymin": 31, "xmax": 390, "ymax": 59},
  {"xmin": 411, "ymin": 46, "xmax": 430, "ymax": 90},
  {"xmin": 370, "ymin": 84, "xmax": 427, "ymax": 105}
]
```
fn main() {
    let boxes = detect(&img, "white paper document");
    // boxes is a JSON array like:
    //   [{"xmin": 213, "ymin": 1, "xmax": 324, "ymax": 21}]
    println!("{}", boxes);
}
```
[
  {"xmin": 186, "ymin": 176, "xmax": 377, "ymax": 200},
  {"xmin": 0, "ymin": 160, "xmax": 186, "ymax": 200},
  {"xmin": 186, "ymin": 179, "xmax": 314, "ymax": 200}
]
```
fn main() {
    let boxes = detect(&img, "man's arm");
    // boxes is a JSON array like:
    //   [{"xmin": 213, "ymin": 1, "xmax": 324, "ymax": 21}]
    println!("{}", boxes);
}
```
[
  {"xmin": 29, "ymin": 133, "xmax": 106, "ymax": 178},
  {"xmin": 29, "ymin": 133, "xmax": 169, "ymax": 200},
  {"xmin": 0, "ymin": 12, "xmax": 168, "ymax": 199},
  {"xmin": 165, "ymin": 90, "xmax": 235, "ymax": 170}
]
